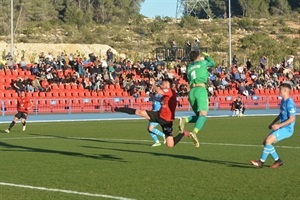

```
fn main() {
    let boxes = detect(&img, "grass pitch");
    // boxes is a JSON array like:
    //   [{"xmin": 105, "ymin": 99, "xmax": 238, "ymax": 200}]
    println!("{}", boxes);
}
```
[{"xmin": 0, "ymin": 116, "xmax": 299, "ymax": 200}]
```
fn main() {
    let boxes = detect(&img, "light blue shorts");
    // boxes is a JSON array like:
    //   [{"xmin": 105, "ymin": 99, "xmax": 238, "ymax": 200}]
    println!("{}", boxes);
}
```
[
  {"xmin": 271, "ymin": 127, "xmax": 294, "ymax": 142},
  {"xmin": 148, "ymin": 122, "xmax": 159, "ymax": 127}
]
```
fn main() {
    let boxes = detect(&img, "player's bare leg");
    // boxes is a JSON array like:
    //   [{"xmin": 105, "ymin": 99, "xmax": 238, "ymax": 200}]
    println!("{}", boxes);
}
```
[{"xmin": 165, "ymin": 133, "xmax": 185, "ymax": 148}]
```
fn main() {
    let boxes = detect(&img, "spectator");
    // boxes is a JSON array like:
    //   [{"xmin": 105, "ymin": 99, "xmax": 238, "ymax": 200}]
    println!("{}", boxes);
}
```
[
  {"xmin": 31, "ymin": 76, "xmax": 44, "ymax": 92},
  {"xmin": 286, "ymin": 55, "xmax": 294, "ymax": 68},
  {"xmin": 238, "ymin": 82, "xmax": 249, "ymax": 96},
  {"xmin": 13, "ymin": 77, "xmax": 25, "ymax": 92},
  {"xmin": 185, "ymin": 40, "xmax": 191, "ymax": 55},
  {"xmin": 19, "ymin": 57, "xmax": 28, "ymax": 71},
  {"xmin": 246, "ymin": 58, "xmax": 252, "ymax": 70},
  {"xmin": 106, "ymin": 48, "xmax": 114, "ymax": 62},
  {"xmin": 260, "ymin": 56, "xmax": 267, "ymax": 69},
  {"xmin": 22, "ymin": 76, "xmax": 34, "ymax": 93},
  {"xmin": 232, "ymin": 55, "xmax": 238, "ymax": 65}
]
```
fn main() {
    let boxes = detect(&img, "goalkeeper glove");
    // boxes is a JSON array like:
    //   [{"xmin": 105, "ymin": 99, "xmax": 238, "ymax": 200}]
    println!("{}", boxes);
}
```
[{"xmin": 202, "ymin": 52, "xmax": 210, "ymax": 57}]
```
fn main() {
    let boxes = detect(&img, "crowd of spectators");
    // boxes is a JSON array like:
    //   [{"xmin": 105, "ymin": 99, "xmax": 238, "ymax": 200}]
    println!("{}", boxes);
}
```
[
  {"xmin": 0, "ymin": 49, "xmax": 299, "ymax": 99},
  {"xmin": 1, "ymin": 49, "xmax": 189, "ymax": 98},
  {"xmin": 207, "ymin": 55, "xmax": 299, "ymax": 97}
]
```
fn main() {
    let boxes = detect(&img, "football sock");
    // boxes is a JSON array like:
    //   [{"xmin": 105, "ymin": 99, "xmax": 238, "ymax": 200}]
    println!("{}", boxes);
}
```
[
  {"xmin": 22, "ymin": 121, "xmax": 26, "ymax": 126},
  {"xmin": 115, "ymin": 107, "xmax": 136, "ymax": 115},
  {"xmin": 269, "ymin": 145, "xmax": 279, "ymax": 161},
  {"xmin": 8, "ymin": 121, "xmax": 15, "ymax": 130},
  {"xmin": 173, "ymin": 133, "xmax": 184, "ymax": 146},
  {"xmin": 149, "ymin": 132, "xmax": 159, "ymax": 143},
  {"xmin": 186, "ymin": 116, "xmax": 198, "ymax": 123},
  {"xmin": 260, "ymin": 144, "xmax": 274, "ymax": 162},
  {"xmin": 151, "ymin": 128, "xmax": 165, "ymax": 138},
  {"xmin": 193, "ymin": 115, "xmax": 207, "ymax": 134}
]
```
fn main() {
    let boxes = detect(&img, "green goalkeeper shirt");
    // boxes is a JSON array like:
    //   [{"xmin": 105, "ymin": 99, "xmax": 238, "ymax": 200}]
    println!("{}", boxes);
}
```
[{"xmin": 187, "ymin": 56, "xmax": 215, "ymax": 86}]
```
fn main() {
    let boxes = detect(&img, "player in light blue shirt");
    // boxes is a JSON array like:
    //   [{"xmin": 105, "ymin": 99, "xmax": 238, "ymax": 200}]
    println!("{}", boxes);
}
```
[
  {"xmin": 148, "ymin": 93, "xmax": 166, "ymax": 147},
  {"xmin": 250, "ymin": 83, "xmax": 297, "ymax": 168}
]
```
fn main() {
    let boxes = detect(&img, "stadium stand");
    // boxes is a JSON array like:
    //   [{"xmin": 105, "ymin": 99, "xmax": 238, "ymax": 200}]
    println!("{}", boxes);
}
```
[{"xmin": 0, "ymin": 51, "xmax": 299, "ymax": 115}]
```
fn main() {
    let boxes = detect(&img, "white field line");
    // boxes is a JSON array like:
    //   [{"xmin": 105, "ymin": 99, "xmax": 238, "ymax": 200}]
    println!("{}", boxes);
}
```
[
  {"xmin": 2, "ymin": 113, "xmax": 299, "ymax": 124},
  {"xmin": 1, "ymin": 136, "xmax": 299, "ymax": 149},
  {"xmin": 0, "ymin": 182, "xmax": 136, "ymax": 200}
]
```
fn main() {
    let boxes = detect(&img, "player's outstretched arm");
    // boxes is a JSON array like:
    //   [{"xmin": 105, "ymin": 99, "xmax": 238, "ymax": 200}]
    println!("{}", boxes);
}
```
[
  {"xmin": 202, "ymin": 53, "xmax": 215, "ymax": 67},
  {"xmin": 150, "ymin": 78, "xmax": 164, "ymax": 95}
]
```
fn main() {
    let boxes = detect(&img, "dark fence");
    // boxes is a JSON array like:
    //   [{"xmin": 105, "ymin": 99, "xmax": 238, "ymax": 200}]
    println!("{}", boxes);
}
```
[{"xmin": 155, "ymin": 47, "xmax": 208, "ymax": 61}]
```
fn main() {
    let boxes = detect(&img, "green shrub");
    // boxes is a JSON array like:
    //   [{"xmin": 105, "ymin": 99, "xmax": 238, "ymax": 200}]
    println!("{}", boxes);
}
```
[
  {"xmin": 237, "ymin": 18, "xmax": 259, "ymax": 31},
  {"xmin": 179, "ymin": 16, "xmax": 199, "ymax": 28}
]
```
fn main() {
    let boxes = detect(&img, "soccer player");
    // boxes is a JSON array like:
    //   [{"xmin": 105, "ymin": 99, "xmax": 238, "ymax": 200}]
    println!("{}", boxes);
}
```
[
  {"xmin": 148, "ymin": 92, "xmax": 166, "ymax": 147},
  {"xmin": 5, "ymin": 90, "xmax": 33, "ymax": 133},
  {"xmin": 178, "ymin": 51, "xmax": 215, "ymax": 147},
  {"xmin": 114, "ymin": 78, "xmax": 187, "ymax": 148},
  {"xmin": 250, "ymin": 83, "xmax": 296, "ymax": 168}
]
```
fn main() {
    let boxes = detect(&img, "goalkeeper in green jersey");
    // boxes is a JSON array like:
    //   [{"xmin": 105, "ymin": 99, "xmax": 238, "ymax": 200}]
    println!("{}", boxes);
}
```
[{"xmin": 178, "ymin": 50, "xmax": 215, "ymax": 147}]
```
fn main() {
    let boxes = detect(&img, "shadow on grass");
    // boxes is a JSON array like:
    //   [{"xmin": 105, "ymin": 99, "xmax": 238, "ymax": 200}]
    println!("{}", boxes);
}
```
[
  {"xmin": 29, "ymin": 133, "xmax": 151, "ymax": 147},
  {"xmin": 0, "ymin": 141, "xmax": 125, "ymax": 162},
  {"xmin": 83, "ymin": 145, "xmax": 255, "ymax": 168}
]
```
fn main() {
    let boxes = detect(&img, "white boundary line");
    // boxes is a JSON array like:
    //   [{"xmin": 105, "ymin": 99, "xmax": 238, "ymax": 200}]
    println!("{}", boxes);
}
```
[
  {"xmin": 1, "ymin": 113, "xmax": 298, "ymax": 124},
  {"xmin": 0, "ymin": 182, "xmax": 136, "ymax": 200},
  {"xmin": 1, "ymin": 136, "xmax": 299, "ymax": 149}
]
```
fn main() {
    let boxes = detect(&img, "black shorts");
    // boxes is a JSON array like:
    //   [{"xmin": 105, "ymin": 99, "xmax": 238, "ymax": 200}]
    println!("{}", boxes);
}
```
[
  {"xmin": 15, "ymin": 112, "xmax": 28, "ymax": 119},
  {"xmin": 146, "ymin": 110, "xmax": 173, "ymax": 137}
]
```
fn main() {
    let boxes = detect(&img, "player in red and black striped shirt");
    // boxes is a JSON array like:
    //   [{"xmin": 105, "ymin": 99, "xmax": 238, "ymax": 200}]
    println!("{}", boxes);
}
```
[
  {"xmin": 5, "ymin": 90, "xmax": 33, "ymax": 133},
  {"xmin": 114, "ymin": 78, "xmax": 188, "ymax": 148}
]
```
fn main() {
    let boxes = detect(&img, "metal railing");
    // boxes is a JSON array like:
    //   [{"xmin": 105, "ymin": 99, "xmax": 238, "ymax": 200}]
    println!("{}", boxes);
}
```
[
  {"xmin": 1, "ymin": 95, "xmax": 299, "ymax": 116},
  {"xmin": 155, "ymin": 47, "xmax": 208, "ymax": 61}
]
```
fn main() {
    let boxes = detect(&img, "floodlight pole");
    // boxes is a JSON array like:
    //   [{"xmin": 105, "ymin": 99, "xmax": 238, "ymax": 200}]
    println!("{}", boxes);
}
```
[
  {"xmin": 10, "ymin": 0, "xmax": 14, "ymax": 59},
  {"xmin": 228, "ymin": 0, "xmax": 232, "ymax": 66}
]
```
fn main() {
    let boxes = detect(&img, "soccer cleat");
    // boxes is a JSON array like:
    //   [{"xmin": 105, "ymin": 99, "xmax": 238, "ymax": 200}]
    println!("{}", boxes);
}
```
[
  {"xmin": 178, "ymin": 118, "xmax": 185, "ymax": 133},
  {"xmin": 4, "ymin": 129, "xmax": 10, "ymax": 133},
  {"xmin": 249, "ymin": 160, "xmax": 264, "ymax": 168},
  {"xmin": 189, "ymin": 132, "xmax": 200, "ymax": 147},
  {"xmin": 151, "ymin": 142, "xmax": 161, "ymax": 147},
  {"xmin": 270, "ymin": 159, "xmax": 283, "ymax": 169},
  {"xmin": 22, "ymin": 126, "xmax": 26, "ymax": 131}
]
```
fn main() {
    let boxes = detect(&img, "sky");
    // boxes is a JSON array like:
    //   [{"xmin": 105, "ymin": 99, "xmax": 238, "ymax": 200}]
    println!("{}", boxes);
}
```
[{"xmin": 140, "ymin": 0, "xmax": 180, "ymax": 19}]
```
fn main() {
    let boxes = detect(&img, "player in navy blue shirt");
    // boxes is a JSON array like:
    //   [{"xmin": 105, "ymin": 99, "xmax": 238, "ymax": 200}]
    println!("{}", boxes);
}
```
[
  {"xmin": 250, "ymin": 83, "xmax": 297, "ymax": 168},
  {"xmin": 147, "ymin": 92, "xmax": 166, "ymax": 147}
]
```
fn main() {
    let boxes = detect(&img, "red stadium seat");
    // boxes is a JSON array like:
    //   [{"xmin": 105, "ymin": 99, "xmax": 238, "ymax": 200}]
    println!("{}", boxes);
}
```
[
  {"xmin": 51, "ymin": 84, "xmax": 59, "ymax": 90},
  {"xmin": 65, "ymin": 84, "xmax": 71, "ymax": 90},
  {"xmin": 91, "ymin": 92, "xmax": 98, "ymax": 97},
  {"xmin": 45, "ymin": 92, "xmax": 52, "ymax": 98},
  {"xmin": 52, "ymin": 91, "xmax": 60, "ymax": 98},
  {"xmin": 98, "ymin": 92, "xmax": 104, "ymax": 97},
  {"xmin": 58, "ymin": 84, "xmax": 65, "ymax": 90},
  {"xmin": 71, "ymin": 85, "xmax": 78, "ymax": 90},
  {"xmin": 32, "ymin": 92, "xmax": 39, "ymax": 98},
  {"xmin": 39, "ymin": 92, "xmax": 46, "ymax": 98},
  {"xmin": 65, "ymin": 91, "xmax": 72, "ymax": 97}
]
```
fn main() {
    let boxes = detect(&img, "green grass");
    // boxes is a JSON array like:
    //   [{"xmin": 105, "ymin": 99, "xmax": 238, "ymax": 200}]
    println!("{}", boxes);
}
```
[{"xmin": 0, "ymin": 117, "xmax": 299, "ymax": 200}]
